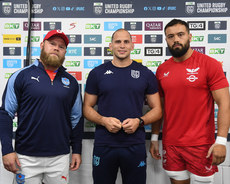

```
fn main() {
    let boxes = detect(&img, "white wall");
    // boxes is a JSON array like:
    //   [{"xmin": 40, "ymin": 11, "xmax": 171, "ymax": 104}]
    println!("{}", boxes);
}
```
[{"xmin": 1, "ymin": 140, "xmax": 229, "ymax": 184}]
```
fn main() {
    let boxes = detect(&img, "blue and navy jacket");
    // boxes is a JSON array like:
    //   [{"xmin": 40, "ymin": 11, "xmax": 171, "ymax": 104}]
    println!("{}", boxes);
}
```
[{"xmin": 0, "ymin": 59, "xmax": 83, "ymax": 156}]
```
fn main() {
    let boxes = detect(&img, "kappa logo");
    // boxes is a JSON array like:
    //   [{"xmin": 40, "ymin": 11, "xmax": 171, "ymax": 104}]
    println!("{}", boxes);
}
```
[
  {"xmin": 31, "ymin": 76, "xmax": 40, "ymax": 82},
  {"xmin": 137, "ymin": 161, "xmax": 146, "ymax": 167},
  {"xmin": 104, "ymin": 70, "xmax": 113, "ymax": 75}
]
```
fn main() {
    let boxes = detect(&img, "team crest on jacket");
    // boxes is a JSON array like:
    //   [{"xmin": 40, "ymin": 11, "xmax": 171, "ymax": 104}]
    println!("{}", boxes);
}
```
[
  {"xmin": 61, "ymin": 77, "xmax": 70, "ymax": 86},
  {"xmin": 131, "ymin": 70, "xmax": 140, "ymax": 79},
  {"xmin": 16, "ymin": 173, "xmax": 25, "ymax": 184},
  {"xmin": 186, "ymin": 67, "xmax": 199, "ymax": 82}
]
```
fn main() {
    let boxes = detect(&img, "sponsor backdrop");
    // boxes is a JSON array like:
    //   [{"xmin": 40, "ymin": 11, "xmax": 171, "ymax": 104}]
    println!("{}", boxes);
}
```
[
  {"xmin": 0, "ymin": 0, "xmax": 230, "ymax": 132},
  {"xmin": 1, "ymin": 1, "xmax": 230, "ymax": 184},
  {"xmin": 0, "ymin": 0, "xmax": 230, "ymax": 133}
]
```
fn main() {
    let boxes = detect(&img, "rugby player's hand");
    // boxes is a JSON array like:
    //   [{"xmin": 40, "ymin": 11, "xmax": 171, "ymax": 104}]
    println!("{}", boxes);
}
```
[
  {"xmin": 101, "ymin": 117, "xmax": 122, "ymax": 133},
  {"xmin": 2, "ymin": 152, "xmax": 21, "ymax": 173},
  {"xmin": 206, "ymin": 143, "xmax": 226, "ymax": 165},
  {"xmin": 122, "ymin": 118, "xmax": 139, "ymax": 134},
  {"xmin": 70, "ymin": 153, "xmax": 82, "ymax": 171},
  {"xmin": 149, "ymin": 141, "xmax": 161, "ymax": 160}
]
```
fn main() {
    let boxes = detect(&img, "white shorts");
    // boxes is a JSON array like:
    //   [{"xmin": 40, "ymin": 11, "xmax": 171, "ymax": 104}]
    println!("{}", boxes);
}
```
[{"xmin": 13, "ymin": 153, "xmax": 70, "ymax": 184}]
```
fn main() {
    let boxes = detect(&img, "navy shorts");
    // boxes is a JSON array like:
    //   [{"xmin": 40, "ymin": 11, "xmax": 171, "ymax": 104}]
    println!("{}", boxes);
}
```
[{"xmin": 93, "ymin": 144, "xmax": 146, "ymax": 184}]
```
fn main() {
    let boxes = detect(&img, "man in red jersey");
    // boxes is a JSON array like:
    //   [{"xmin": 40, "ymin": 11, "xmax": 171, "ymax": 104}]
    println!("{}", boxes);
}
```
[{"xmin": 149, "ymin": 19, "xmax": 230, "ymax": 184}]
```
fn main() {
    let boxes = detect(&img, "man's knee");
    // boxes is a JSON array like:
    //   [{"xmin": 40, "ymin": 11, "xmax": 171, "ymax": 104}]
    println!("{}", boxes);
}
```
[
  {"xmin": 164, "ymin": 170, "xmax": 190, "ymax": 180},
  {"xmin": 191, "ymin": 173, "xmax": 214, "ymax": 184}
]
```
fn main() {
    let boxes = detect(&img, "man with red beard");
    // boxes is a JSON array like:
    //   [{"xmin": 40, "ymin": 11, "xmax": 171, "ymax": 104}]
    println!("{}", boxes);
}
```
[
  {"xmin": 0, "ymin": 30, "xmax": 83, "ymax": 184},
  {"xmin": 149, "ymin": 19, "xmax": 230, "ymax": 184}
]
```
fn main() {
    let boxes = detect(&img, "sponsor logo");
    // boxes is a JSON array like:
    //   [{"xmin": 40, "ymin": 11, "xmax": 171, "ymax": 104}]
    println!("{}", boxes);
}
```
[
  {"xmin": 4, "ymin": 23, "xmax": 19, "ymax": 29},
  {"xmin": 191, "ymin": 47, "xmax": 205, "ymax": 54},
  {"xmin": 62, "ymin": 176, "xmax": 67, "ymax": 181},
  {"xmin": 104, "ymin": 70, "xmax": 113, "ymax": 75},
  {"xmin": 146, "ymin": 61, "xmax": 162, "ymax": 67},
  {"xmin": 3, "ymin": 47, "xmax": 21, "ymax": 56},
  {"xmin": 84, "ymin": 47, "xmax": 102, "ymax": 56},
  {"xmin": 84, "ymin": 59, "xmax": 102, "ymax": 69},
  {"xmin": 105, "ymin": 36, "xmax": 112, "ymax": 42},
  {"xmin": 23, "ymin": 22, "xmax": 41, "ymax": 31},
  {"xmin": 44, "ymin": 22, "xmax": 61, "ymax": 30},
  {"xmin": 163, "ymin": 72, "xmax": 170, "ymax": 77},
  {"xmin": 93, "ymin": 155, "xmax": 100, "ymax": 166},
  {"xmin": 69, "ymin": 22, "xmax": 77, "ymax": 30},
  {"xmin": 5, "ymin": 73, "xmax": 13, "ymax": 79},
  {"xmin": 192, "ymin": 36, "xmax": 204, "ymax": 42},
  {"xmin": 84, "ymin": 35, "xmax": 102, "ymax": 44},
  {"xmin": 104, "ymin": 3, "xmax": 134, "ymax": 14},
  {"xmin": 208, "ymin": 21, "xmax": 227, "ymax": 30},
  {"xmin": 187, "ymin": 21, "xmax": 205, "ymax": 30},
  {"xmin": 208, "ymin": 34, "xmax": 226, "ymax": 43},
  {"xmin": 3, "ymin": 59, "xmax": 21, "ymax": 68},
  {"xmin": 25, "ymin": 36, "xmax": 40, "ymax": 42},
  {"xmin": 65, "ymin": 61, "xmax": 80, "ymax": 67},
  {"xmin": 131, "ymin": 35, "xmax": 142, "ymax": 44},
  {"xmin": 209, "ymin": 48, "xmax": 225, "ymax": 54},
  {"xmin": 124, "ymin": 22, "xmax": 142, "ymax": 31},
  {"xmin": 24, "ymin": 47, "xmax": 40, "ymax": 56},
  {"xmin": 137, "ymin": 161, "xmax": 146, "ymax": 167},
  {"xmin": 196, "ymin": 2, "xmax": 227, "ymax": 14},
  {"xmin": 145, "ymin": 34, "xmax": 163, "ymax": 43},
  {"xmin": 185, "ymin": 2, "xmax": 196, "ymax": 14},
  {"xmin": 85, "ymin": 23, "xmax": 101, "ymax": 29},
  {"xmin": 186, "ymin": 67, "xmax": 200, "ymax": 82},
  {"xmin": 186, "ymin": 75, "xmax": 198, "ymax": 82},
  {"xmin": 145, "ymin": 47, "xmax": 162, "ymax": 56},
  {"xmin": 31, "ymin": 76, "xmax": 40, "ymax": 82},
  {"xmin": 131, "ymin": 49, "xmax": 141, "ymax": 55},
  {"xmin": 66, "ymin": 47, "xmax": 82, "ymax": 56},
  {"xmin": 68, "ymin": 71, "xmax": 82, "ymax": 80},
  {"xmin": 3, "ymin": 34, "xmax": 21, "ymax": 44},
  {"xmin": 16, "ymin": 173, "xmax": 25, "ymax": 184},
  {"xmin": 104, "ymin": 22, "xmax": 122, "ymax": 31},
  {"xmin": 94, "ymin": 2, "xmax": 103, "ymax": 15},
  {"xmin": 104, "ymin": 47, "xmax": 113, "ymax": 56},
  {"xmin": 131, "ymin": 70, "xmax": 140, "ymax": 79},
  {"xmin": 2, "ymin": 2, "xmax": 12, "ymax": 15},
  {"xmin": 67, "ymin": 35, "xmax": 81, "ymax": 43},
  {"xmin": 145, "ymin": 22, "xmax": 163, "ymax": 31},
  {"xmin": 12, "ymin": 3, "xmax": 43, "ymax": 14}
]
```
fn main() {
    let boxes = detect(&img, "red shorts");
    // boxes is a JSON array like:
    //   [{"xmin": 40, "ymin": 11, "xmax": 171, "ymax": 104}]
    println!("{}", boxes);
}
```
[{"xmin": 162, "ymin": 144, "xmax": 218, "ymax": 176}]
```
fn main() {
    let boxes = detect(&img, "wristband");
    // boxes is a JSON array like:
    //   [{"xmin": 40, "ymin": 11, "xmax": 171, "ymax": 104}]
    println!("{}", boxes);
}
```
[
  {"xmin": 151, "ymin": 134, "xmax": 159, "ymax": 141},
  {"xmin": 215, "ymin": 136, "xmax": 227, "ymax": 146}
]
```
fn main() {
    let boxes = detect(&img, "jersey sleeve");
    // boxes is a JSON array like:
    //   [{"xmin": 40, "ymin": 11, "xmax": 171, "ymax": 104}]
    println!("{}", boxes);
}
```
[
  {"xmin": 156, "ymin": 66, "xmax": 164, "ymax": 97},
  {"xmin": 70, "ymin": 83, "xmax": 84, "ymax": 154},
  {"xmin": 85, "ymin": 69, "xmax": 99, "ymax": 95},
  {"xmin": 145, "ymin": 69, "xmax": 158, "ymax": 95},
  {"xmin": 206, "ymin": 59, "xmax": 229, "ymax": 91},
  {"xmin": 0, "ymin": 72, "xmax": 20, "ymax": 155}
]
